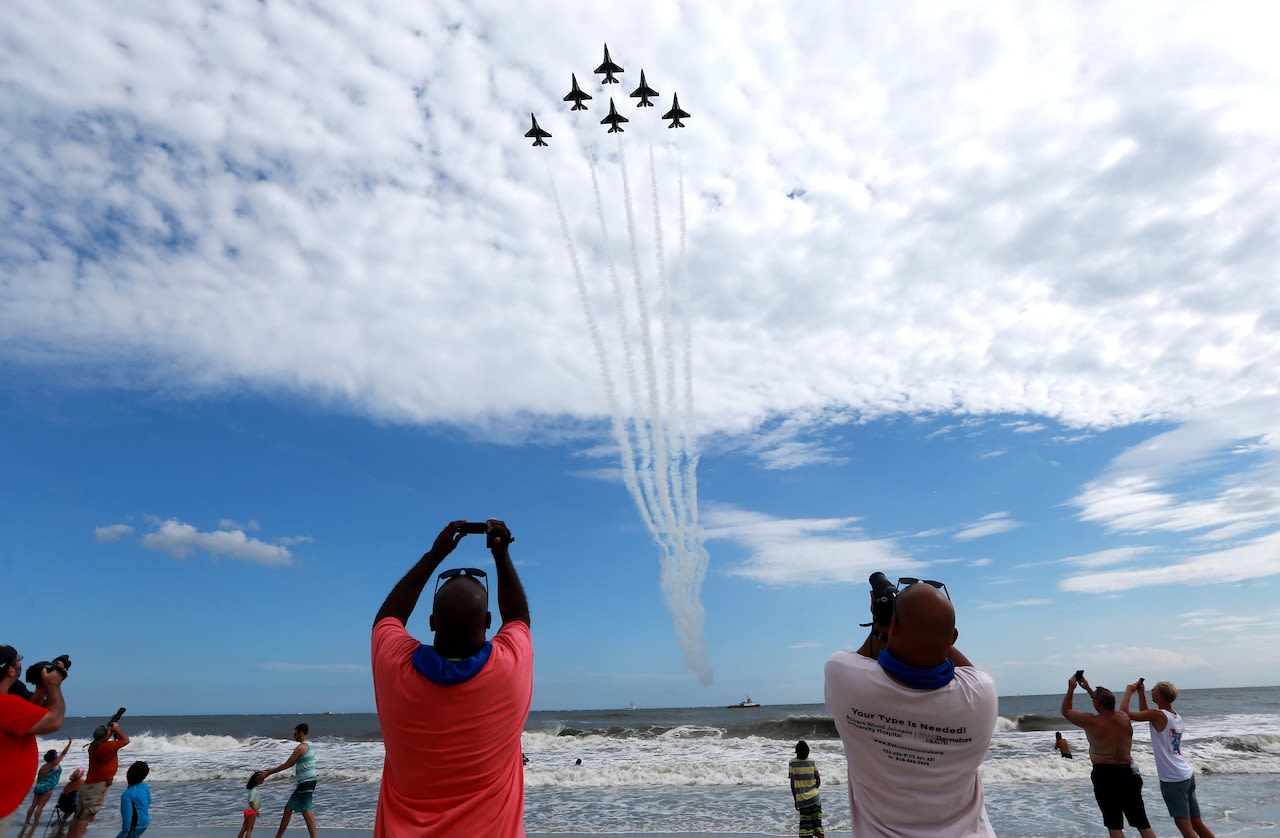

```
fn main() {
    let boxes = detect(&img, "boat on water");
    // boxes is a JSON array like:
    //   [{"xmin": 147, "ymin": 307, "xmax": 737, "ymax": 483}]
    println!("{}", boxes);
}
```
[{"xmin": 726, "ymin": 695, "xmax": 760, "ymax": 709}]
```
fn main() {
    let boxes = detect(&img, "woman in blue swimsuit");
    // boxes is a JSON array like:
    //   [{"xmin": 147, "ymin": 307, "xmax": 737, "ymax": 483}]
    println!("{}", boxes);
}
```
[{"xmin": 23, "ymin": 736, "xmax": 73, "ymax": 831}]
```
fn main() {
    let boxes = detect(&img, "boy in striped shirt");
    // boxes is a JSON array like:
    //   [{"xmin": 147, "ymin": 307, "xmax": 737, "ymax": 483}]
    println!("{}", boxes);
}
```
[{"xmin": 788, "ymin": 740, "xmax": 825, "ymax": 838}]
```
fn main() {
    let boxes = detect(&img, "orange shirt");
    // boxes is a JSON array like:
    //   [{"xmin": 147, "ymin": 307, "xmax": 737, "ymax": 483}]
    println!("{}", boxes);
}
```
[
  {"xmin": 372, "ymin": 617, "xmax": 533, "ymax": 837},
  {"xmin": 85, "ymin": 739, "xmax": 126, "ymax": 784},
  {"xmin": 0, "ymin": 694, "xmax": 48, "ymax": 816}
]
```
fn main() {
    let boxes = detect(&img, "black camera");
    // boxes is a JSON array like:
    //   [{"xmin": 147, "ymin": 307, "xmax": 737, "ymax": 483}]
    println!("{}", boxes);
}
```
[
  {"xmin": 24, "ymin": 654, "xmax": 71, "ymax": 687},
  {"xmin": 858, "ymin": 572, "xmax": 899, "ymax": 629},
  {"xmin": 1074, "ymin": 669, "xmax": 1085, "ymax": 683},
  {"xmin": 107, "ymin": 707, "xmax": 127, "ymax": 728},
  {"xmin": 462, "ymin": 520, "xmax": 513, "ymax": 550}
]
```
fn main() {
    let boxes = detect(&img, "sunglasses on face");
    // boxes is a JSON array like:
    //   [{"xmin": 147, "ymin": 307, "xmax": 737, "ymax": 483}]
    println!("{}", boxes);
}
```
[
  {"xmin": 434, "ymin": 567, "xmax": 488, "ymax": 597},
  {"xmin": 897, "ymin": 577, "xmax": 951, "ymax": 600}
]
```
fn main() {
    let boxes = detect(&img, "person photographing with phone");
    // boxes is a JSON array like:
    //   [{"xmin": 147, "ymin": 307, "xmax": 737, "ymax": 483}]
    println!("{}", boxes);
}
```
[
  {"xmin": 371, "ymin": 519, "xmax": 531, "ymax": 837},
  {"xmin": 823, "ymin": 574, "xmax": 998, "ymax": 837},
  {"xmin": 1062, "ymin": 672, "xmax": 1156, "ymax": 838},
  {"xmin": 1123, "ymin": 679, "xmax": 1217, "ymax": 838}
]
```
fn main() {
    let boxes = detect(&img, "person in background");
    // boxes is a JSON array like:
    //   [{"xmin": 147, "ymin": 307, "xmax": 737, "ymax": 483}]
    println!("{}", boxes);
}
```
[
  {"xmin": 1124, "ymin": 679, "xmax": 1216, "ymax": 838},
  {"xmin": 1055, "ymin": 731, "xmax": 1073, "ymax": 759},
  {"xmin": 261, "ymin": 723, "xmax": 317, "ymax": 838},
  {"xmin": 54, "ymin": 769, "xmax": 83, "ymax": 827},
  {"xmin": 1062, "ymin": 674, "xmax": 1156, "ymax": 838},
  {"xmin": 20, "ymin": 737, "xmax": 72, "ymax": 834},
  {"xmin": 371, "ymin": 519, "xmax": 531, "ymax": 837},
  {"xmin": 788, "ymin": 740, "xmax": 824, "ymax": 838},
  {"xmin": 113, "ymin": 761, "xmax": 149, "ymax": 838},
  {"xmin": 236, "ymin": 771, "xmax": 263, "ymax": 838},
  {"xmin": 67, "ymin": 721, "xmax": 130, "ymax": 838},
  {"xmin": 0, "ymin": 645, "xmax": 67, "ymax": 838}
]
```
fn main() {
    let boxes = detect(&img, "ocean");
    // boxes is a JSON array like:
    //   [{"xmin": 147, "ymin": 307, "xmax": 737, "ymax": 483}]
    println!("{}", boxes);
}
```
[{"xmin": 36, "ymin": 686, "xmax": 1280, "ymax": 836}]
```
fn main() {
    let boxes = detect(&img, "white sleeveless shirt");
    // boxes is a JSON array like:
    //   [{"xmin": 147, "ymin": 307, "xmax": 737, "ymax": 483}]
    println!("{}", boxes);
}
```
[{"xmin": 1149, "ymin": 709, "xmax": 1193, "ymax": 782}]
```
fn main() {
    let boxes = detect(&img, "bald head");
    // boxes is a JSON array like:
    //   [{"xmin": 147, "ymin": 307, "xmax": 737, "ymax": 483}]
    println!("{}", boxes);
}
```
[
  {"xmin": 887, "ymin": 582, "xmax": 958, "ymax": 667},
  {"xmin": 429, "ymin": 576, "xmax": 491, "ymax": 656}
]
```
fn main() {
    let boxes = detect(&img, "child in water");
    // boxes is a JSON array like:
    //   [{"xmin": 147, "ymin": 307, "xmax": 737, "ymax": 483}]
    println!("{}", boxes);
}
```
[{"xmin": 236, "ymin": 771, "xmax": 264, "ymax": 838}]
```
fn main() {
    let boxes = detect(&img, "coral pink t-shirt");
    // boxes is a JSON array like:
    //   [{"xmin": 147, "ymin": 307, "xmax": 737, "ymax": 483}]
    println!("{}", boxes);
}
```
[
  {"xmin": 0, "ymin": 694, "xmax": 48, "ymax": 817},
  {"xmin": 371, "ymin": 617, "xmax": 533, "ymax": 837}
]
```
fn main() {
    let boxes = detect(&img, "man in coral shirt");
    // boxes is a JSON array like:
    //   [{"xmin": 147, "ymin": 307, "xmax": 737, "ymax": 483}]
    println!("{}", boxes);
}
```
[
  {"xmin": 1, "ymin": 645, "xmax": 67, "ymax": 838},
  {"xmin": 371, "ymin": 519, "xmax": 532, "ymax": 837}
]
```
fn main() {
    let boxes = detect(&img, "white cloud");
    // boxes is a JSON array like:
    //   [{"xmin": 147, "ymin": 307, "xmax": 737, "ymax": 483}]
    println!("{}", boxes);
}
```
[
  {"xmin": 954, "ymin": 511, "xmax": 1021, "ymax": 541},
  {"xmin": 219, "ymin": 518, "xmax": 261, "ymax": 532},
  {"xmin": 979, "ymin": 449, "xmax": 1007, "ymax": 460},
  {"xmin": 1068, "ymin": 400, "xmax": 1280, "ymax": 567},
  {"xmin": 1, "ymin": 3, "xmax": 1278, "ymax": 453},
  {"xmin": 94, "ymin": 523, "xmax": 134, "ymax": 543},
  {"xmin": 138, "ymin": 519, "xmax": 293, "ymax": 566},
  {"xmin": 789, "ymin": 641, "xmax": 821, "ymax": 649},
  {"xmin": 1018, "ymin": 545, "xmax": 1153, "ymax": 569},
  {"xmin": 978, "ymin": 598, "xmax": 1052, "ymax": 609},
  {"xmin": 276, "ymin": 535, "xmax": 314, "ymax": 546},
  {"xmin": 1059, "ymin": 530, "xmax": 1280, "ymax": 593},
  {"xmin": 705, "ymin": 503, "xmax": 921, "ymax": 585}
]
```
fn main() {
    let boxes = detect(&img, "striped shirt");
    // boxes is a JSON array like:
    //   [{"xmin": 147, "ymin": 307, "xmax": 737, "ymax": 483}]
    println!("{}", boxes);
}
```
[{"xmin": 789, "ymin": 757, "xmax": 820, "ymax": 805}]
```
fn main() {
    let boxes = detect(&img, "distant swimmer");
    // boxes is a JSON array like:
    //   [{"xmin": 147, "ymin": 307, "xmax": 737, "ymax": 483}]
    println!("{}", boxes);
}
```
[{"xmin": 1055, "ymin": 731, "xmax": 1073, "ymax": 759}]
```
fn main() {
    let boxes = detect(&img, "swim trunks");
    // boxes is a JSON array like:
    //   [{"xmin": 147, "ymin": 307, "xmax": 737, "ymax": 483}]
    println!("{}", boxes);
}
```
[{"xmin": 1090, "ymin": 763, "xmax": 1152, "ymax": 831}]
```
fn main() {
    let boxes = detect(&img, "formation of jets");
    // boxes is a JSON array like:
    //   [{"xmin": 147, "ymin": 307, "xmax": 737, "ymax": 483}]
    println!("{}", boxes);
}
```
[{"xmin": 526, "ymin": 43, "xmax": 691, "ymax": 146}]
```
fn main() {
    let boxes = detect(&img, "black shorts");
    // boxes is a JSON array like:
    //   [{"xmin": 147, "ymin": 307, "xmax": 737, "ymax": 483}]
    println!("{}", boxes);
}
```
[{"xmin": 1091, "ymin": 763, "xmax": 1151, "ymax": 831}]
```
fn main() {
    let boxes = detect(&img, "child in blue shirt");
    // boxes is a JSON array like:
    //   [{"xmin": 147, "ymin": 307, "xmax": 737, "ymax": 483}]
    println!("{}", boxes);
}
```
[{"xmin": 116, "ymin": 761, "xmax": 151, "ymax": 838}]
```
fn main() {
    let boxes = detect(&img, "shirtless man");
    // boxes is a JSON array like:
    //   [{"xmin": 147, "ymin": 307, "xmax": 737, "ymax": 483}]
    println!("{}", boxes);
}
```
[{"xmin": 1062, "ymin": 674, "xmax": 1156, "ymax": 838}]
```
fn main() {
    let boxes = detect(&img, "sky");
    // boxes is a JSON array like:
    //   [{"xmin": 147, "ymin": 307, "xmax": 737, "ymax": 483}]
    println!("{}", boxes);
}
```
[{"xmin": 2, "ymin": 0, "xmax": 1280, "ymax": 715}]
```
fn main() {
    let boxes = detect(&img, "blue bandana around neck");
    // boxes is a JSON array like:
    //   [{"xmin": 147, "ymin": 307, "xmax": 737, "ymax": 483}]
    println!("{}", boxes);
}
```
[
  {"xmin": 412, "ymin": 642, "xmax": 493, "ymax": 686},
  {"xmin": 878, "ymin": 648, "xmax": 956, "ymax": 690}
]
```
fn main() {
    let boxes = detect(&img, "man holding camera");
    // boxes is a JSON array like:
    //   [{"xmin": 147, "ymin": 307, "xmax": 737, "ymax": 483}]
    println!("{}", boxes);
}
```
[
  {"xmin": 1062, "ymin": 674, "xmax": 1156, "ymax": 838},
  {"xmin": 66, "ymin": 721, "xmax": 131, "ymax": 838},
  {"xmin": 371, "ymin": 519, "xmax": 532, "ymax": 837},
  {"xmin": 1, "ymin": 646, "xmax": 66, "ymax": 838},
  {"xmin": 824, "ymin": 577, "xmax": 998, "ymax": 837}
]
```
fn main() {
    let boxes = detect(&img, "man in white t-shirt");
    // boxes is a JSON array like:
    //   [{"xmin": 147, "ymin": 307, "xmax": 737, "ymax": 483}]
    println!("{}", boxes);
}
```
[
  {"xmin": 824, "ymin": 579, "xmax": 998, "ymax": 837},
  {"xmin": 1123, "ymin": 679, "xmax": 1217, "ymax": 838}
]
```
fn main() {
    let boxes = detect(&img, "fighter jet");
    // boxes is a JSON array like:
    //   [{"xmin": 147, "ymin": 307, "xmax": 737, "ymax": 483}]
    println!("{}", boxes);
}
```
[
  {"xmin": 662, "ymin": 93, "xmax": 690, "ymax": 128},
  {"xmin": 524, "ymin": 113, "xmax": 551, "ymax": 146},
  {"xmin": 601, "ymin": 98, "xmax": 629, "ymax": 133},
  {"xmin": 564, "ymin": 73, "xmax": 592, "ymax": 111},
  {"xmin": 594, "ymin": 43, "xmax": 624, "ymax": 84},
  {"xmin": 629, "ymin": 70, "xmax": 658, "ymax": 107}
]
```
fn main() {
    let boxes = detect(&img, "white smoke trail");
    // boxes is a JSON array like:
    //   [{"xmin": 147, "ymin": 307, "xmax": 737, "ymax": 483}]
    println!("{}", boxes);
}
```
[
  {"xmin": 676, "ymin": 150, "xmax": 701, "ymax": 536},
  {"xmin": 587, "ymin": 156, "xmax": 662, "ymax": 535},
  {"xmin": 547, "ymin": 162, "xmax": 657, "ymax": 539},
  {"xmin": 615, "ymin": 136, "xmax": 682, "ymax": 542},
  {"xmin": 648, "ymin": 145, "xmax": 688, "ymax": 537},
  {"xmin": 617, "ymin": 136, "xmax": 709, "ymax": 685}
]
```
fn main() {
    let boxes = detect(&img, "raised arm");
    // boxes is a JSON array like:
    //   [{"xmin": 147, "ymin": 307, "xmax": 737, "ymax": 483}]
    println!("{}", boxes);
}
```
[
  {"xmin": 1061, "ymin": 677, "xmax": 1092, "ymax": 727},
  {"xmin": 488, "ymin": 520, "xmax": 530, "ymax": 627},
  {"xmin": 1123, "ymin": 680, "xmax": 1166, "ymax": 727},
  {"xmin": 29, "ymin": 669, "xmax": 65, "ymax": 735},
  {"xmin": 374, "ymin": 521, "xmax": 467, "ymax": 626}
]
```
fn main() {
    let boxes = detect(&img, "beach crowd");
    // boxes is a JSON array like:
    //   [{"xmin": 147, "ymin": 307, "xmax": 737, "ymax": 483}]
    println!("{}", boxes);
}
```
[{"xmin": 4, "ymin": 520, "xmax": 1216, "ymax": 837}]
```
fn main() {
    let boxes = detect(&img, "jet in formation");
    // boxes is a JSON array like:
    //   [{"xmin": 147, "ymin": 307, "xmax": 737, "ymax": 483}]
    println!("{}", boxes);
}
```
[
  {"xmin": 629, "ymin": 70, "xmax": 658, "ymax": 107},
  {"xmin": 595, "ymin": 43, "xmax": 624, "ymax": 84},
  {"xmin": 564, "ymin": 73, "xmax": 592, "ymax": 111},
  {"xmin": 601, "ymin": 98, "xmax": 629, "ymax": 133},
  {"xmin": 662, "ymin": 93, "xmax": 690, "ymax": 128},
  {"xmin": 525, "ymin": 113, "xmax": 551, "ymax": 146}
]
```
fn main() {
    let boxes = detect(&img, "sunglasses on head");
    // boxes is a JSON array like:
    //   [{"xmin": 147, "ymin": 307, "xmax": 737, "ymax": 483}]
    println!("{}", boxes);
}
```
[
  {"xmin": 434, "ymin": 567, "xmax": 488, "ymax": 597},
  {"xmin": 897, "ymin": 577, "xmax": 950, "ymax": 600}
]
